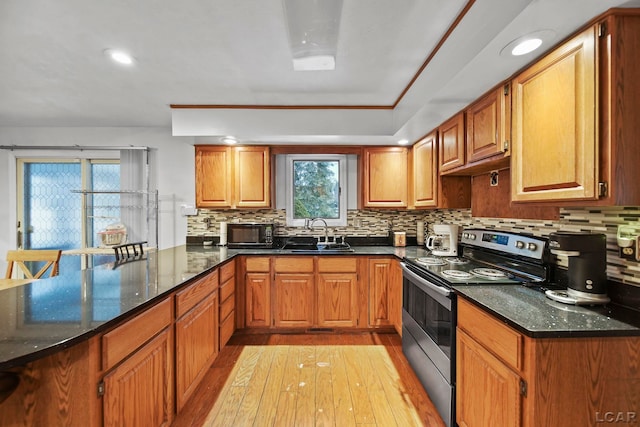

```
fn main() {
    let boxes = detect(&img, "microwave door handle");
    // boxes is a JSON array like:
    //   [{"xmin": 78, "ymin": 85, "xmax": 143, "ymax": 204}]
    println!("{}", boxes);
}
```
[{"xmin": 401, "ymin": 263, "xmax": 453, "ymax": 299}]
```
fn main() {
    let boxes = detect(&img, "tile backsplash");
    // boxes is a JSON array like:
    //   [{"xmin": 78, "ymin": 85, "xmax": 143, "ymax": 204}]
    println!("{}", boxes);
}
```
[{"xmin": 187, "ymin": 206, "xmax": 640, "ymax": 287}]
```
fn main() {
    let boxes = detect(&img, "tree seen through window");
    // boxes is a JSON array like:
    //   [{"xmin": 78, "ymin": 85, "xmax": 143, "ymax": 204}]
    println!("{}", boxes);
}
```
[{"xmin": 293, "ymin": 160, "xmax": 339, "ymax": 219}]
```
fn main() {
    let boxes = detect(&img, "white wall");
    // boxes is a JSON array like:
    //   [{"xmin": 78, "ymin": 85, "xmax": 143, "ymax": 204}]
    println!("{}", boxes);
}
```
[{"xmin": 0, "ymin": 127, "xmax": 196, "ymax": 271}]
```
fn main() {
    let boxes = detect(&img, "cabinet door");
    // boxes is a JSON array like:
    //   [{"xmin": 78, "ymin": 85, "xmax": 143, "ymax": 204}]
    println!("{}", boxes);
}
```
[
  {"xmin": 438, "ymin": 113, "xmax": 465, "ymax": 173},
  {"xmin": 274, "ymin": 273, "xmax": 314, "ymax": 328},
  {"xmin": 363, "ymin": 147, "xmax": 408, "ymax": 208},
  {"xmin": 466, "ymin": 85, "xmax": 510, "ymax": 163},
  {"xmin": 511, "ymin": 26, "xmax": 597, "ymax": 202},
  {"xmin": 368, "ymin": 258, "xmax": 393, "ymax": 326},
  {"xmin": 317, "ymin": 273, "xmax": 358, "ymax": 328},
  {"xmin": 411, "ymin": 132, "xmax": 438, "ymax": 208},
  {"xmin": 388, "ymin": 259, "xmax": 403, "ymax": 335},
  {"xmin": 195, "ymin": 146, "xmax": 233, "ymax": 208},
  {"xmin": 234, "ymin": 146, "xmax": 271, "ymax": 208},
  {"xmin": 175, "ymin": 292, "xmax": 218, "ymax": 411},
  {"xmin": 103, "ymin": 328, "xmax": 174, "ymax": 427},
  {"xmin": 245, "ymin": 272, "xmax": 271, "ymax": 327},
  {"xmin": 456, "ymin": 329, "xmax": 521, "ymax": 427}
]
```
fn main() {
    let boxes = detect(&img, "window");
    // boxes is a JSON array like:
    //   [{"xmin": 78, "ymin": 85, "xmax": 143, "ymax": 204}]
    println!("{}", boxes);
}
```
[{"xmin": 286, "ymin": 154, "xmax": 347, "ymax": 227}]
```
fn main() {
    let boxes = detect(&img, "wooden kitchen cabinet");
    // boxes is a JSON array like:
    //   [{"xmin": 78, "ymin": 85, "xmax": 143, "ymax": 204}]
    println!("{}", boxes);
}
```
[
  {"xmin": 175, "ymin": 271, "xmax": 219, "ymax": 411},
  {"xmin": 195, "ymin": 145, "xmax": 270, "ymax": 208},
  {"xmin": 362, "ymin": 147, "xmax": 408, "ymax": 208},
  {"xmin": 512, "ymin": 13, "xmax": 640, "ymax": 205},
  {"xmin": 102, "ymin": 298, "xmax": 174, "ymax": 427},
  {"xmin": 368, "ymin": 258, "xmax": 394, "ymax": 327},
  {"xmin": 218, "ymin": 260, "xmax": 236, "ymax": 347},
  {"xmin": 273, "ymin": 257, "xmax": 314, "ymax": 328},
  {"xmin": 438, "ymin": 112, "xmax": 465, "ymax": 173},
  {"xmin": 466, "ymin": 84, "xmax": 510, "ymax": 164},
  {"xmin": 457, "ymin": 329, "xmax": 521, "ymax": 427},
  {"xmin": 457, "ymin": 297, "xmax": 640, "ymax": 427},
  {"xmin": 245, "ymin": 257, "xmax": 271, "ymax": 328},
  {"xmin": 410, "ymin": 132, "xmax": 438, "ymax": 208},
  {"xmin": 317, "ymin": 257, "xmax": 358, "ymax": 328}
]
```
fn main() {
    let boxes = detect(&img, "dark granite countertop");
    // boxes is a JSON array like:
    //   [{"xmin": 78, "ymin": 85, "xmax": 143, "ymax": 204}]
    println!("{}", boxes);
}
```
[
  {"xmin": 0, "ymin": 244, "xmax": 406, "ymax": 370},
  {"xmin": 454, "ymin": 285, "xmax": 640, "ymax": 338}
]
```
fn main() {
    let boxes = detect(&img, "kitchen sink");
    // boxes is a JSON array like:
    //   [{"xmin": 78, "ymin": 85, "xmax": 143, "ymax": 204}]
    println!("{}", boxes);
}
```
[{"xmin": 280, "ymin": 236, "xmax": 354, "ymax": 253}]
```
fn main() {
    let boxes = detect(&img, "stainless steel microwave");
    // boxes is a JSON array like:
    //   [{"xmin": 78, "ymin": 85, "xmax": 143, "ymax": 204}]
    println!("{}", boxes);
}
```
[{"xmin": 227, "ymin": 223, "xmax": 275, "ymax": 248}]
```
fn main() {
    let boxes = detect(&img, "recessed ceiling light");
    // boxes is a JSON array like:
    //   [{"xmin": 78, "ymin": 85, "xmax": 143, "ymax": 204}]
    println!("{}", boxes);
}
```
[
  {"xmin": 398, "ymin": 139, "xmax": 410, "ymax": 145},
  {"xmin": 293, "ymin": 55, "xmax": 336, "ymax": 71},
  {"xmin": 221, "ymin": 136, "xmax": 238, "ymax": 144},
  {"xmin": 511, "ymin": 38, "xmax": 542, "ymax": 56},
  {"xmin": 500, "ymin": 30, "xmax": 556, "ymax": 58},
  {"xmin": 104, "ymin": 49, "xmax": 135, "ymax": 65}
]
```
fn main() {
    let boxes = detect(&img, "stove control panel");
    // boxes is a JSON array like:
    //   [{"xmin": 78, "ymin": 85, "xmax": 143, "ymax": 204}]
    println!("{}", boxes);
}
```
[{"xmin": 461, "ymin": 229, "xmax": 547, "ymax": 260}]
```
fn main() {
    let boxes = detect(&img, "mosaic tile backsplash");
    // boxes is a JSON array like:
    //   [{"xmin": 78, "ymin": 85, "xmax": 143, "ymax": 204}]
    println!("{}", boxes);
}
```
[{"xmin": 187, "ymin": 207, "xmax": 640, "ymax": 287}]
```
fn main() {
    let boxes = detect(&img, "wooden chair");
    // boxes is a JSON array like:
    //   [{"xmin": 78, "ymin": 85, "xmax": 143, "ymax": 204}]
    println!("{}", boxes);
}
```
[{"xmin": 5, "ymin": 249, "xmax": 62, "ymax": 279}]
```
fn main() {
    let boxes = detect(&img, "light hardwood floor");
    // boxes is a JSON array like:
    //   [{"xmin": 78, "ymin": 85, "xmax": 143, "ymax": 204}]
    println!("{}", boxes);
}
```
[{"xmin": 171, "ymin": 333, "xmax": 446, "ymax": 427}]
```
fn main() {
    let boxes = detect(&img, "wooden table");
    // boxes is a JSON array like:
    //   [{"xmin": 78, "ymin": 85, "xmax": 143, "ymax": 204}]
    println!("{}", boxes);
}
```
[{"xmin": 0, "ymin": 278, "xmax": 37, "ymax": 290}]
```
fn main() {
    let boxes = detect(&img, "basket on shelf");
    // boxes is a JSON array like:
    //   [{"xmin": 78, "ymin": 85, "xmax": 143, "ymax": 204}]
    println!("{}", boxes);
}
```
[{"xmin": 98, "ymin": 223, "xmax": 127, "ymax": 247}]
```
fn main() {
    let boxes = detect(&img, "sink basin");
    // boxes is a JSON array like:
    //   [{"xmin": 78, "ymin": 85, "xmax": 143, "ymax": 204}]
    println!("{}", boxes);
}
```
[{"xmin": 281, "ymin": 237, "xmax": 354, "ymax": 253}]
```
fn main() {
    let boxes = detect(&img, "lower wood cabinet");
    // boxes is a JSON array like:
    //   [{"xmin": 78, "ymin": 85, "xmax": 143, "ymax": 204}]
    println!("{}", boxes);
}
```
[
  {"xmin": 219, "ymin": 260, "xmax": 236, "ymax": 347},
  {"xmin": 103, "ymin": 327, "xmax": 174, "ymax": 427},
  {"xmin": 368, "ymin": 258, "xmax": 393, "ymax": 327},
  {"xmin": 457, "ymin": 329, "xmax": 521, "ymax": 427},
  {"xmin": 457, "ymin": 297, "xmax": 640, "ymax": 427},
  {"xmin": 316, "ymin": 272, "xmax": 358, "ymax": 327},
  {"xmin": 175, "ymin": 291, "xmax": 218, "ymax": 411},
  {"xmin": 274, "ymin": 273, "xmax": 314, "ymax": 327}
]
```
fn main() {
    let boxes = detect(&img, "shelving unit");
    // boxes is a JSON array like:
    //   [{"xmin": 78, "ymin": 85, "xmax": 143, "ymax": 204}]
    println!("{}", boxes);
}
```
[{"xmin": 66, "ymin": 190, "xmax": 158, "ymax": 267}]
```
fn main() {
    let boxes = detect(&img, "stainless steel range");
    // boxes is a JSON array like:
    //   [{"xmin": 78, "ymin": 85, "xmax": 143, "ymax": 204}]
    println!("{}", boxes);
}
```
[{"xmin": 401, "ymin": 229, "xmax": 550, "ymax": 427}]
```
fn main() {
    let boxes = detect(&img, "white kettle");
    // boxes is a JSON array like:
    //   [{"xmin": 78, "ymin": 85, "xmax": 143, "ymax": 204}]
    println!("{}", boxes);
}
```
[{"xmin": 426, "ymin": 224, "xmax": 459, "ymax": 256}]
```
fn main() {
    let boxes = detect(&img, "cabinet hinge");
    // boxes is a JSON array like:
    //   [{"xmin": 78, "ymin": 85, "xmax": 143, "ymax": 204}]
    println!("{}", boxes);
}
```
[
  {"xmin": 520, "ymin": 379, "xmax": 527, "ymax": 397},
  {"xmin": 599, "ymin": 21, "xmax": 607, "ymax": 38},
  {"xmin": 503, "ymin": 83, "xmax": 510, "ymax": 96},
  {"xmin": 503, "ymin": 141, "xmax": 509, "ymax": 152},
  {"xmin": 598, "ymin": 181, "xmax": 608, "ymax": 198},
  {"xmin": 97, "ymin": 381, "xmax": 105, "ymax": 397}
]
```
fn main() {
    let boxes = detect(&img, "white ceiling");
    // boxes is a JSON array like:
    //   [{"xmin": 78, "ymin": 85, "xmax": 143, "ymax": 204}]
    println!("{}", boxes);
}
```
[{"xmin": 2, "ymin": 0, "xmax": 639, "ymax": 145}]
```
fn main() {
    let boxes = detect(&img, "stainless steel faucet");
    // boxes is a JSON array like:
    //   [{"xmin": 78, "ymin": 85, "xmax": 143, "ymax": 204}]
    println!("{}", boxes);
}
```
[{"xmin": 306, "ymin": 217, "xmax": 329, "ymax": 243}]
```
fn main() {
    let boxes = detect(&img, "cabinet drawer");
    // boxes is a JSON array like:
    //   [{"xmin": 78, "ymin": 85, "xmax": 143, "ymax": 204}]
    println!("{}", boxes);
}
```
[
  {"xmin": 274, "ymin": 257, "xmax": 314, "ymax": 273},
  {"xmin": 176, "ymin": 270, "xmax": 218, "ymax": 318},
  {"xmin": 220, "ymin": 312, "xmax": 235, "ymax": 348},
  {"xmin": 245, "ymin": 257, "xmax": 270, "ymax": 272},
  {"xmin": 102, "ymin": 297, "xmax": 172, "ymax": 370},
  {"xmin": 219, "ymin": 277, "xmax": 235, "ymax": 302},
  {"xmin": 219, "ymin": 293, "xmax": 235, "ymax": 321},
  {"xmin": 457, "ymin": 298, "xmax": 523, "ymax": 371},
  {"xmin": 220, "ymin": 260, "xmax": 235, "ymax": 283},
  {"xmin": 317, "ymin": 257, "xmax": 357, "ymax": 272}
]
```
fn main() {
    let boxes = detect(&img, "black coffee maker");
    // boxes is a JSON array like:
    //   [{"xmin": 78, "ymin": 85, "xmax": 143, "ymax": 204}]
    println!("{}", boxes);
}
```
[{"xmin": 545, "ymin": 231, "xmax": 610, "ymax": 305}]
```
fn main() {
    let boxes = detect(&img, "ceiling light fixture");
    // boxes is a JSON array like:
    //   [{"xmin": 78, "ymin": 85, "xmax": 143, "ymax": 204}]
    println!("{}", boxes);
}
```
[
  {"xmin": 398, "ymin": 139, "xmax": 410, "ymax": 146},
  {"xmin": 283, "ymin": 0, "xmax": 343, "ymax": 71},
  {"xmin": 104, "ymin": 49, "xmax": 135, "ymax": 65},
  {"xmin": 500, "ymin": 30, "xmax": 556, "ymax": 58},
  {"xmin": 221, "ymin": 136, "xmax": 238, "ymax": 144}
]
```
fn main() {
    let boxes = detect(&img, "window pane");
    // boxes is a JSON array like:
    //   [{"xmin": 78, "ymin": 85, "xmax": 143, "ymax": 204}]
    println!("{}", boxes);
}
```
[
  {"xmin": 293, "ymin": 160, "xmax": 339, "ymax": 219},
  {"xmin": 90, "ymin": 163, "xmax": 121, "ymax": 253}
]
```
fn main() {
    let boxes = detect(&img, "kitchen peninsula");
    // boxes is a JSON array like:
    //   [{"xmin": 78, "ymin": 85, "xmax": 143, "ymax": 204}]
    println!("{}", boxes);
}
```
[{"xmin": 1, "ymin": 244, "xmax": 639, "ymax": 426}]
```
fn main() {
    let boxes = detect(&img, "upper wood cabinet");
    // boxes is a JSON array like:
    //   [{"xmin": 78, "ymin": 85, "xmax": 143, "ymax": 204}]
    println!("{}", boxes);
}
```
[
  {"xmin": 511, "ymin": 26, "xmax": 597, "ymax": 202},
  {"xmin": 438, "ymin": 112, "xmax": 465, "ymax": 173},
  {"xmin": 362, "ymin": 147, "xmax": 408, "ymax": 208},
  {"xmin": 195, "ymin": 145, "xmax": 271, "ymax": 209},
  {"xmin": 410, "ymin": 132, "xmax": 438, "ymax": 208},
  {"xmin": 512, "ymin": 13, "xmax": 640, "ymax": 205},
  {"xmin": 466, "ymin": 84, "xmax": 511, "ymax": 164}
]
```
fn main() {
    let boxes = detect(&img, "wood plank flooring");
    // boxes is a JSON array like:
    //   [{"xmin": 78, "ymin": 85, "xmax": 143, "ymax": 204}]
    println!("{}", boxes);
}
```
[{"xmin": 171, "ymin": 333, "xmax": 445, "ymax": 427}]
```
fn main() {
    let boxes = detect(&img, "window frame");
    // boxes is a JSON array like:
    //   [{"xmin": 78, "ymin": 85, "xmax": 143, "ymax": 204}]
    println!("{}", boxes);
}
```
[{"xmin": 285, "ymin": 154, "xmax": 347, "ymax": 227}]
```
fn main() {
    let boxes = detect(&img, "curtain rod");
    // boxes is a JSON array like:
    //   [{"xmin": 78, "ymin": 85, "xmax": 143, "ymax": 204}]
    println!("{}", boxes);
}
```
[{"xmin": 0, "ymin": 145, "xmax": 149, "ymax": 151}]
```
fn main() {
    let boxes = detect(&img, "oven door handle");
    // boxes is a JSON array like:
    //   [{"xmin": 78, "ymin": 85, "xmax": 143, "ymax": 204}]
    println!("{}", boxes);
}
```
[{"xmin": 401, "ymin": 262, "xmax": 453, "ymax": 299}]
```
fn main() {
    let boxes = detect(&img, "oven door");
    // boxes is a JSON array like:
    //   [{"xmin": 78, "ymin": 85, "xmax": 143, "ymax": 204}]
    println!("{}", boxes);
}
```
[{"xmin": 401, "ymin": 262, "xmax": 455, "ymax": 427}]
